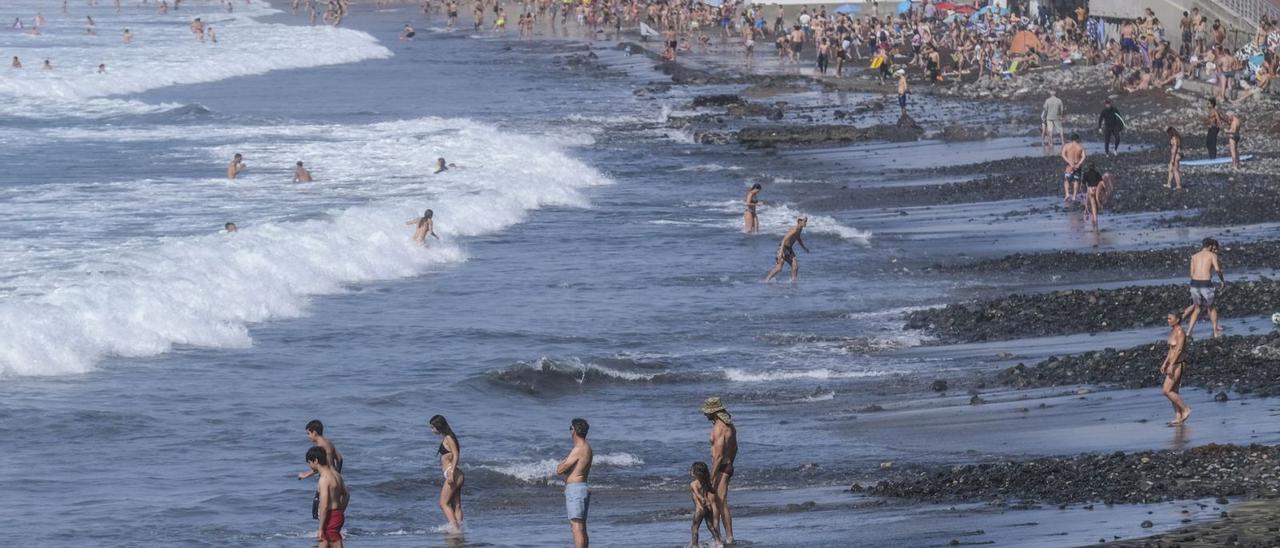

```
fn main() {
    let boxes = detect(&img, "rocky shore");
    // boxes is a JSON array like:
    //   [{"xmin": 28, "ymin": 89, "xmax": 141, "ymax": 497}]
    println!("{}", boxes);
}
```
[
  {"xmin": 904, "ymin": 278, "xmax": 1280, "ymax": 344},
  {"xmin": 1092, "ymin": 499, "xmax": 1280, "ymax": 547},
  {"xmin": 997, "ymin": 332, "xmax": 1280, "ymax": 394},
  {"xmin": 929, "ymin": 240, "xmax": 1280, "ymax": 276},
  {"xmin": 864, "ymin": 444, "xmax": 1280, "ymax": 505}
]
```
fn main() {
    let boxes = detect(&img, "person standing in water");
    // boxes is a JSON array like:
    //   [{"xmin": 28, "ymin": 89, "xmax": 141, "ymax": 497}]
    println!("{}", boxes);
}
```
[
  {"xmin": 895, "ymin": 69, "xmax": 908, "ymax": 116},
  {"xmin": 743, "ymin": 183, "xmax": 762, "ymax": 234},
  {"xmin": 298, "ymin": 420, "xmax": 345, "ymax": 523},
  {"xmin": 306, "ymin": 446, "xmax": 350, "ymax": 548},
  {"xmin": 556, "ymin": 418, "xmax": 593, "ymax": 548},
  {"xmin": 764, "ymin": 217, "xmax": 809, "ymax": 283},
  {"xmin": 227, "ymin": 153, "xmax": 246, "ymax": 179},
  {"xmin": 1059, "ymin": 134, "xmax": 1085, "ymax": 201},
  {"xmin": 430, "ymin": 415, "xmax": 464, "ymax": 532},
  {"xmin": 294, "ymin": 161, "xmax": 314, "ymax": 183},
  {"xmin": 1165, "ymin": 126, "xmax": 1183, "ymax": 190},
  {"xmin": 433, "ymin": 157, "xmax": 452, "ymax": 174},
  {"xmin": 688, "ymin": 462, "xmax": 725, "ymax": 548},
  {"xmin": 405, "ymin": 209, "xmax": 438, "ymax": 243},
  {"xmin": 1160, "ymin": 312, "xmax": 1191, "ymax": 426},
  {"xmin": 1184, "ymin": 238, "xmax": 1225, "ymax": 339},
  {"xmin": 702, "ymin": 397, "xmax": 738, "ymax": 545},
  {"xmin": 1081, "ymin": 163, "xmax": 1103, "ymax": 229}
]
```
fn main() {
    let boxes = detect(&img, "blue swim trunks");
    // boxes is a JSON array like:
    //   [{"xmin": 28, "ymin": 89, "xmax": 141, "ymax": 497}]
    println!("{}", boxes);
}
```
[{"xmin": 565, "ymin": 483, "xmax": 590, "ymax": 522}]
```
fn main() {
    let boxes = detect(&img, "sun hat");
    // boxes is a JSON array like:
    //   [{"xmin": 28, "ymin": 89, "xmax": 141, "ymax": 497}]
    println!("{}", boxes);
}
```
[{"xmin": 701, "ymin": 397, "xmax": 733, "ymax": 424}]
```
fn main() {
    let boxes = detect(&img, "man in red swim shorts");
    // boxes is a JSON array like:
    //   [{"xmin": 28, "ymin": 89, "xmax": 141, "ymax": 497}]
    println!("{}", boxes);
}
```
[{"xmin": 306, "ymin": 446, "xmax": 350, "ymax": 548}]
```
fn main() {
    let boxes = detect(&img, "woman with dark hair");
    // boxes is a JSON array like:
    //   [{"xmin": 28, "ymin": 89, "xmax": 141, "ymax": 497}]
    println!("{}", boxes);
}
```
[
  {"xmin": 743, "ymin": 183, "xmax": 762, "ymax": 234},
  {"xmin": 430, "ymin": 415, "xmax": 464, "ymax": 531},
  {"xmin": 1165, "ymin": 126, "xmax": 1183, "ymax": 190},
  {"xmin": 688, "ymin": 461, "xmax": 724, "ymax": 547},
  {"xmin": 1160, "ymin": 312, "xmax": 1190, "ymax": 425},
  {"xmin": 406, "ymin": 209, "xmax": 438, "ymax": 243}
]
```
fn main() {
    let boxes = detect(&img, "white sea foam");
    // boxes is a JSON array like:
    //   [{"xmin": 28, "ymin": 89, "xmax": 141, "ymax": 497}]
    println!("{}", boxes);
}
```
[
  {"xmin": 721, "ymin": 368, "xmax": 888, "ymax": 382},
  {"xmin": 478, "ymin": 452, "xmax": 644, "ymax": 482},
  {"xmin": 0, "ymin": 118, "xmax": 610, "ymax": 377},
  {"xmin": 685, "ymin": 200, "xmax": 872, "ymax": 243},
  {"xmin": 0, "ymin": 0, "xmax": 391, "ymax": 118}
]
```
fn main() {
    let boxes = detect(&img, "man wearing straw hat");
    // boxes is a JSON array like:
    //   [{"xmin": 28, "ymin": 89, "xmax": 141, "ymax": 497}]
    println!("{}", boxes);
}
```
[{"xmin": 702, "ymin": 397, "xmax": 739, "ymax": 544}]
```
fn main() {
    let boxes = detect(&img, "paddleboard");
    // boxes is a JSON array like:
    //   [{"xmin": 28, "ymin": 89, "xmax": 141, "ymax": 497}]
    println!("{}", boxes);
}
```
[{"xmin": 1181, "ymin": 155, "xmax": 1254, "ymax": 166}]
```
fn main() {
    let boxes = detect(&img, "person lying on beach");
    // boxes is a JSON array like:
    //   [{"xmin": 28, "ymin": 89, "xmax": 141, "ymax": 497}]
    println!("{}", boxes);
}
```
[
  {"xmin": 406, "ymin": 209, "xmax": 438, "ymax": 243},
  {"xmin": 1160, "ymin": 312, "xmax": 1191, "ymax": 426},
  {"xmin": 689, "ymin": 462, "xmax": 724, "ymax": 548}
]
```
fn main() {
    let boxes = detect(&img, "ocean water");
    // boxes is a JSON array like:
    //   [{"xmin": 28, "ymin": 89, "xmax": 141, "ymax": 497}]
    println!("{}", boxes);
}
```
[{"xmin": 0, "ymin": 2, "xmax": 1232, "ymax": 548}]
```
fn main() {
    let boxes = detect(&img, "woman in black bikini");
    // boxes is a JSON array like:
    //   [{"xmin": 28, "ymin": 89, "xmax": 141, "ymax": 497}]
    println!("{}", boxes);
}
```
[
  {"xmin": 1160, "ymin": 312, "xmax": 1191, "ymax": 425},
  {"xmin": 430, "ymin": 415, "xmax": 465, "ymax": 531}
]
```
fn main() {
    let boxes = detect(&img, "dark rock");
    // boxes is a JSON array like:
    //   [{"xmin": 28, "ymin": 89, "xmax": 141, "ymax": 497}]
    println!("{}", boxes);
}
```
[
  {"xmin": 1215, "ymin": 392, "xmax": 1229, "ymax": 402},
  {"xmin": 690, "ymin": 94, "xmax": 744, "ymax": 108},
  {"xmin": 930, "ymin": 379, "xmax": 949, "ymax": 392}
]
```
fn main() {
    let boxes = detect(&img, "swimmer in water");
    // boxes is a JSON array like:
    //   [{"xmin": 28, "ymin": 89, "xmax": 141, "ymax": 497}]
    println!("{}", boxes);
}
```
[
  {"xmin": 227, "ymin": 153, "xmax": 246, "ymax": 179},
  {"xmin": 400, "ymin": 24, "xmax": 416, "ymax": 40},
  {"xmin": 208, "ymin": 26, "xmax": 217, "ymax": 44},
  {"xmin": 123, "ymin": 28, "xmax": 133, "ymax": 43},
  {"xmin": 293, "ymin": 161, "xmax": 313, "ymax": 183},
  {"xmin": 98, "ymin": 63, "xmax": 107, "ymax": 74},
  {"xmin": 42, "ymin": 60, "xmax": 53, "ymax": 70},
  {"xmin": 12, "ymin": 56, "xmax": 21, "ymax": 69},
  {"xmin": 224, "ymin": 222, "xmax": 238, "ymax": 233},
  {"xmin": 406, "ymin": 209, "xmax": 439, "ymax": 243},
  {"xmin": 433, "ymin": 158, "xmax": 451, "ymax": 174},
  {"xmin": 743, "ymin": 183, "xmax": 762, "ymax": 234}
]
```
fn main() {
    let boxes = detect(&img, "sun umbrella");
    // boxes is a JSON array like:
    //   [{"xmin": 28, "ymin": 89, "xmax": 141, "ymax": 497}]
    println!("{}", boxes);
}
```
[
  {"xmin": 1008, "ymin": 29, "xmax": 1043, "ymax": 53},
  {"xmin": 834, "ymin": 4, "xmax": 861, "ymax": 14}
]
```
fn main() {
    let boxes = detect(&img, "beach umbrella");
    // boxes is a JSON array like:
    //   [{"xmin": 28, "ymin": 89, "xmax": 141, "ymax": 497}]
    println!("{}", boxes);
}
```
[
  {"xmin": 834, "ymin": 4, "xmax": 861, "ymax": 14},
  {"xmin": 701, "ymin": 0, "xmax": 724, "ymax": 5},
  {"xmin": 896, "ymin": 0, "xmax": 913, "ymax": 14}
]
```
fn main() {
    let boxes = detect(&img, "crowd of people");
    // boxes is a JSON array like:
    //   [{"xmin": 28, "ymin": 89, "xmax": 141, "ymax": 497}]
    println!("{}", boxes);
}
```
[{"xmin": 295, "ymin": 397, "xmax": 739, "ymax": 547}]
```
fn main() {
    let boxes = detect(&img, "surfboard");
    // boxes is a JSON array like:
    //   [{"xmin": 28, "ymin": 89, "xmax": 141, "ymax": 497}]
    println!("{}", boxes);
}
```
[{"xmin": 1181, "ymin": 154, "xmax": 1254, "ymax": 166}]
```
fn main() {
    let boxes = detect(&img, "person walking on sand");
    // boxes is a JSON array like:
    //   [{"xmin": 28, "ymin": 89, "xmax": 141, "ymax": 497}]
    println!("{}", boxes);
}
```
[
  {"xmin": 406, "ymin": 209, "xmax": 438, "ymax": 243},
  {"xmin": 764, "ymin": 217, "xmax": 809, "ymax": 283},
  {"xmin": 557, "ymin": 418, "xmax": 593, "ymax": 548},
  {"xmin": 430, "ymin": 415, "xmax": 464, "ymax": 532},
  {"xmin": 743, "ymin": 183, "xmax": 762, "ymax": 234},
  {"xmin": 1097, "ymin": 99, "xmax": 1125, "ymax": 156},
  {"xmin": 689, "ymin": 462, "xmax": 725, "ymax": 548},
  {"xmin": 1160, "ymin": 312, "xmax": 1191, "ymax": 426},
  {"xmin": 294, "ymin": 161, "xmax": 314, "ymax": 183},
  {"xmin": 701, "ymin": 397, "xmax": 738, "ymax": 545},
  {"xmin": 1165, "ymin": 126, "xmax": 1183, "ymax": 190},
  {"xmin": 1184, "ymin": 238, "xmax": 1225, "ymax": 339},
  {"xmin": 306, "ymin": 446, "xmax": 350, "ymax": 548},
  {"xmin": 1060, "ymin": 134, "xmax": 1085, "ymax": 202},
  {"xmin": 1042, "ymin": 90, "xmax": 1065, "ymax": 153},
  {"xmin": 227, "ymin": 153, "xmax": 246, "ymax": 179}
]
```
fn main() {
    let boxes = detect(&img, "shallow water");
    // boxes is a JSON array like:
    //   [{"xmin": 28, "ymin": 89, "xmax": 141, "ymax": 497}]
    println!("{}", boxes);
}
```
[{"xmin": 0, "ymin": 2, "xmax": 1258, "ymax": 547}]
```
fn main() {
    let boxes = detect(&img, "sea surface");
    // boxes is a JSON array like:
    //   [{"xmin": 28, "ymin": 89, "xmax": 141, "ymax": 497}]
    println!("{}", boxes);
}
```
[{"xmin": 0, "ymin": 2, "xmax": 1247, "ymax": 547}]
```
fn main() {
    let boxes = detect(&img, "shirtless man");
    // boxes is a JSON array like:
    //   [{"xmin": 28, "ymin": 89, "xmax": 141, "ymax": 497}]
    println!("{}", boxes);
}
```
[
  {"xmin": 306, "ymin": 446, "xmax": 349, "ymax": 548},
  {"xmin": 743, "ymin": 183, "xmax": 762, "ymax": 233},
  {"xmin": 298, "ymin": 420, "xmax": 344, "ymax": 523},
  {"xmin": 1081, "ymin": 163, "xmax": 1103, "ymax": 229},
  {"xmin": 227, "ymin": 153, "xmax": 246, "ymax": 179},
  {"xmin": 224, "ymin": 222, "xmax": 238, "ymax": 233},
  {"xmin": 702, "ymin": 397, "xmax": 738, "ymax": 545},
  {"xmin": 1042, "ymin": 90, "xmax": 1065, "ymax": 153},
  {"xmin": 764, "ymin": 217, "xmax": 809, "ymax": 283},
  {"xmin": 1183, "ymin": 238, "xmax": 1225, "ymax": 339},
  {"xmin": 406, "ymin": 209, "xmax": 438, "ymax": 243},
  {"xmin": 123, "ymin": 28, "xmax": 133, "ymax": 43},
  {"xmin": 1225, "ymin": 111, "xmax": 1242, "ymax": 176},
  {"xmin": 1060, "ymin": 133, "xmax": 1085, "ymax": 201},
  {"xmin": 191, "ymin": 17, "xmax": 205, "ymax": 42},
  {"xmin": 1159, "ymin": 312, "xmax": 1191, "ymax": 425},
  {"xmin": 556, "ymin": 418, "xmax": 593, "ymax": 548},
  {"xmin": 1205, "ymin": 98, "xmax": 1221, "ymax": 160},
  {"xmin": 294, "ymin": 161, "xmax": 313, "ymax": 183}
]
